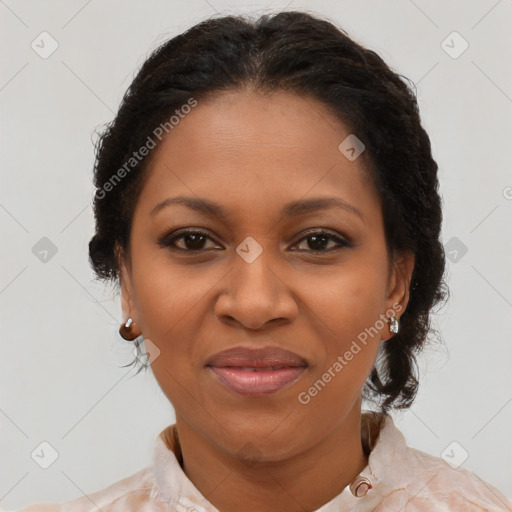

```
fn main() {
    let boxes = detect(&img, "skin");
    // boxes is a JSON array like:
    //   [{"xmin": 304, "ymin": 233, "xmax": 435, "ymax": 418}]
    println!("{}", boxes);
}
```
[{"xmin": 118, "ymin": 87, "xmax": 415, "ymax": 512}]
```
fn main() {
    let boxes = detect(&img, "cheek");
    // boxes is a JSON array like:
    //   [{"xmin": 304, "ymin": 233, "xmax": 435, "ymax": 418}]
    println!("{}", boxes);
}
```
[
  {"xmin": 303, "ymin": 257, "xmax": 388, "ymax": 347},
  {"xmin": 131, "ymin": 243, "xmax": 214, "ymax": 336},
  {"xmin": 294, "ymin": 280, "xmax": 384, "ymax": 436},
  {"xmin": 129, "ymin": 248, "xmax": 221, "ymax": 391},
  {"xmin": 297, "ymin": 256, "xmax": 387, "ymax": 392}
]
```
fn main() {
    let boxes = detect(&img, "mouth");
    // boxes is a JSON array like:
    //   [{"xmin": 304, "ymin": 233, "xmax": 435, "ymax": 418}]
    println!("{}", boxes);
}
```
[
  {"xmin": 207, "ymin": 365, "xmax": 307, "ymax": 396},
  {"xmin": 205, "ymin": 345, "xmax": 308, "ymax": 397}
]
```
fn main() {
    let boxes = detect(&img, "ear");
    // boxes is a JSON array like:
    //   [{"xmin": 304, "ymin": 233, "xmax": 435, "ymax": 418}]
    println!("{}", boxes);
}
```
[
  {"xmin": 384, "ymin": 250, "xmax": 415, "ymax": 325},
  {"xmin": 117, "ymin": 244, "xmax": 139, "ymax": 326}
]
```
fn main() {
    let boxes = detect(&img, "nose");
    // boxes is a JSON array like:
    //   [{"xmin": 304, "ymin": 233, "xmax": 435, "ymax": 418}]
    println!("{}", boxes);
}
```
[{"xmin": 213, "ymin": 247, "xmax": 298, "ymax": 330}]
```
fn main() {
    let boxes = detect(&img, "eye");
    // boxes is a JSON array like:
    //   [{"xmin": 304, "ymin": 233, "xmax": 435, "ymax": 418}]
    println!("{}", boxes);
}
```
[
  {"xmin": 159, "ymin": 229, "xmax": 221, "ymax": 252},
  {"xmin": 159, "ymin": 228, "xmax": 351, "ymax": 253},
  {"xmin": 292, "ymin": 229, "xmax": 350, "ymax": 252}
]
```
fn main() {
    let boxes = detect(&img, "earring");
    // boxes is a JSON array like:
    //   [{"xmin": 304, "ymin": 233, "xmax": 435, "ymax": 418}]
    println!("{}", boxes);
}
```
[
  {"xmin": 119, "ymin": 317, "xmax": 139, "ymax": 341},
  {"xmin": 389, "ymin": 316, "xmax": 399, "ymax": 335}
]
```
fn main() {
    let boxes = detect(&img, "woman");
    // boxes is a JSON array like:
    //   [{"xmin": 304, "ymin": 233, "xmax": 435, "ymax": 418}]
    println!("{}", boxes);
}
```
[{"xmin": 18, "ymin": 10, "xmax": 512, "ymax": 512}]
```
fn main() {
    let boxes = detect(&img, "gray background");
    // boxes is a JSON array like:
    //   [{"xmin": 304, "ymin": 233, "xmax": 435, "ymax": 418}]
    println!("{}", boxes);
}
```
[{"xmin": 1, "ymin": 0, "xmax": 511, "ymax": 508}]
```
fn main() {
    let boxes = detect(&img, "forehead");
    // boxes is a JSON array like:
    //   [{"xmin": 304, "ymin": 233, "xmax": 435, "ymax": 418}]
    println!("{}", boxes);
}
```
[
  {"xmin": 149, "ymin": 88, "xmax": 356, "ymax": 164},
  {"xmin": 134, "ymin": 88, "xmax": 381, "ymax": 225}
]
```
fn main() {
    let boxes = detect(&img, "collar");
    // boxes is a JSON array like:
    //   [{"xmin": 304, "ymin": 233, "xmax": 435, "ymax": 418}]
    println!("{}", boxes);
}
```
[{"xmin": 152, "ymin": 411, "xmax": 406, "ymax": 511}]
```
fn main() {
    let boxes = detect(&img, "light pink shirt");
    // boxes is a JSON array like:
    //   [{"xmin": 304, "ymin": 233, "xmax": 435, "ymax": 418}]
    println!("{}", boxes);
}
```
[{"xmin": 14, "ymin": 412, "xmax": 512, "ymax": 511}]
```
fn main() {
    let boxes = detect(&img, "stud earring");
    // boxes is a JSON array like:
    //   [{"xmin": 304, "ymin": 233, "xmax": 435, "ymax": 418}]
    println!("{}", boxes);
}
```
[
  {"xmin": 119, "ymin": 317, "xmax": 140, "ymax": 341},
  {"xmin": 389, "ymin": 316, "xmax": 399, "ymax": 335}
]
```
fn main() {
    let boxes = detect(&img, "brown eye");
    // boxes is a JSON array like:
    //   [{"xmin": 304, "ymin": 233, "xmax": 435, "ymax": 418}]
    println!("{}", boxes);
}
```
[
  {"xmin": 159, "ymin": 228, "xmax": 350, "ymax": 253},
  {"xmin": 159, "ymin": 229, "xmax": 220, "ymax": 252},
  {"xmin": 293, "ymin": 230, "xmax": 350, "ymax": 252}
]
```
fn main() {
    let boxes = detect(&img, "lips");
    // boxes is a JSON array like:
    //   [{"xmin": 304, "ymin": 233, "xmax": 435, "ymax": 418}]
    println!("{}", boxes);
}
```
[
  {"xmin": 206, "ymin": 346, "xmax": 307, "ymax": 396},
  {"xmin": 206, "ymin": 345, "xmax": 307, "ymax": 368}
]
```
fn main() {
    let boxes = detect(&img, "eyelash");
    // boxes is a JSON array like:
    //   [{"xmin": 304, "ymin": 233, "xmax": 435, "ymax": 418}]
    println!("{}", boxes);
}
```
[{"xmin": 159, "ymin": 228, "xmax": 351, "ymax": 253}]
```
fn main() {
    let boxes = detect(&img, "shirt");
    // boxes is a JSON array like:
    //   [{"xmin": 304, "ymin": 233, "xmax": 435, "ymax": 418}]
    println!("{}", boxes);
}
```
[{"xmin": 13, "ymin": 411, "xmax": 512, "ymax": 511}]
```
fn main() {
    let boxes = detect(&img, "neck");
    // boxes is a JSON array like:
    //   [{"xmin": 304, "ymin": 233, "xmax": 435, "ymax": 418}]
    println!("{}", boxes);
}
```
[{"xmin": 175, "ymin": 403, "xmax": 368, "ymax": 512}]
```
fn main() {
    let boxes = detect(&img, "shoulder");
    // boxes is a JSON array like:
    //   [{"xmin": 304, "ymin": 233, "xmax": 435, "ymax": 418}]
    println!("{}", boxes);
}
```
[
  {"xmin": 365, "ymin": 413, "xmax": 512, "ymax": 511},
  {"xmin": 403, "ymin": 446, "xmax": 512, "ymax": 511},
  {"xmin": 14, "ymin": 466, "xmax": 168, "ymax": 512}
]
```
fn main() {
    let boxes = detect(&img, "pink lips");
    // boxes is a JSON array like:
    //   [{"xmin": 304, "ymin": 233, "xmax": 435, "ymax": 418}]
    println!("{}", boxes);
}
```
[{"xmin": 206, "ymin": 346, "xmax": 307, "ymax": 397}]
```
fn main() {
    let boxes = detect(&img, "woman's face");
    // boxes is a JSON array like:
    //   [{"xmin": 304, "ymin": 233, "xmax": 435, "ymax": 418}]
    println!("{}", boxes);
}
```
[{"xmin": 119, "ymin": 88, "xmax": 414, "ymax": 460}]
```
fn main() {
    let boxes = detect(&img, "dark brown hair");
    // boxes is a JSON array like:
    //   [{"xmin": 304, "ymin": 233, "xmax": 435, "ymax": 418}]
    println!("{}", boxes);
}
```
[{"xmin": 88, "ymin": 10, "xmax": 449, "ymax": 412}]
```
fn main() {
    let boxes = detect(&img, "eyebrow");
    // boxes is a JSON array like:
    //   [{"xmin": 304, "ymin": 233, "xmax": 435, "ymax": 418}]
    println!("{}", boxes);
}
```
[{"xmin": 150, "ymin": 195, "xmax": 364, "ymax": 221}]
